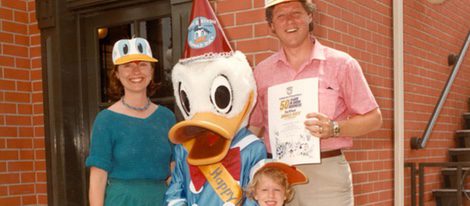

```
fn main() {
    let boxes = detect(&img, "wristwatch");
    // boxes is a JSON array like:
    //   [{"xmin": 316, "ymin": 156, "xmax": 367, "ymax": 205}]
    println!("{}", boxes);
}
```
[{"xmin": 332, "ymin": 121, "xmax": 340, "ymax": 137}]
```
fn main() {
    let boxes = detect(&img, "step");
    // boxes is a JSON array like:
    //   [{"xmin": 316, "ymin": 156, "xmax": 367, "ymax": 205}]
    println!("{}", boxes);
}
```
[
  {"xmin": 456, "ymin": 130, "xmax": 470, "ymax": 148},
  {"xmin": 432, "ymin": 189, "xmax": 470, "ymax": 206},
  {"xmin": 464, "ymin": 113, "xmax": 470, "ymax": 130},
  {"xmin": 449, "ymin": 148, "xmax": 470, "ymax": 162},
  {"xmin": 441, "ymin": 167, "xmax": 470, "ymax": 189}
]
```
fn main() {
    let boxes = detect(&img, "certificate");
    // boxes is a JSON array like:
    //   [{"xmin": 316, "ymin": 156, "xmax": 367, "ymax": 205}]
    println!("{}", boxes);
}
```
[{"xmin": 267, "ymin": 78, "xmax": 320, "ymax": 165}]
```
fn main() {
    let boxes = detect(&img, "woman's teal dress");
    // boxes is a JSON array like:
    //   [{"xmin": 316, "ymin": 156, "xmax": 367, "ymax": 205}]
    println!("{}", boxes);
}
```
[{"xmin": 86, "ymin": 106, "xmax": 175, "ymax": 206}]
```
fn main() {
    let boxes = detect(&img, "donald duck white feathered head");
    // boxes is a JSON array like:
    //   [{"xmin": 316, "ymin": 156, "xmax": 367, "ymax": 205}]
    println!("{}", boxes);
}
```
[
  {"xmin": 170, "ymin": 51, "xmax": 257, "ymax": 166},
  {"xmin": 168, "ymin": 0, "xmax": 257, "ymax": 166}
]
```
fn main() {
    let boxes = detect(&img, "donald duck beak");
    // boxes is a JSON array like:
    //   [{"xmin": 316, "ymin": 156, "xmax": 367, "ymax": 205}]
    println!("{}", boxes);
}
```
[{"xmin": 169, "ymin": 92, "xmax": 254, "ymax": 166}]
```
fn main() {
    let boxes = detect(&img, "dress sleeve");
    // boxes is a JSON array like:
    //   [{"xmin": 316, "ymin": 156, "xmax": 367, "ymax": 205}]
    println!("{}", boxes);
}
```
[
  {"xmin": 85, "ymin": 113, "xmax": 113, "ymax": 172},
  {"xmin": 165, "ymin": 145, "xmax": 188, "ymax": 206}
]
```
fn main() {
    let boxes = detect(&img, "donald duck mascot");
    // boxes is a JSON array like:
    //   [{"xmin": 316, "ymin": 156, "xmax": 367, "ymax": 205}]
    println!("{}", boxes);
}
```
[{"xmin": 164, "ymin": 0, "xmax": 266, "ymax": 206}]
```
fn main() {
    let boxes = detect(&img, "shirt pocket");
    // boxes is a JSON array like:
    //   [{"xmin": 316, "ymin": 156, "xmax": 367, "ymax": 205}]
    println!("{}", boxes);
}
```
[{"xmin": 318, "ymin": 87, "xmax": 339, "ymax": 118}]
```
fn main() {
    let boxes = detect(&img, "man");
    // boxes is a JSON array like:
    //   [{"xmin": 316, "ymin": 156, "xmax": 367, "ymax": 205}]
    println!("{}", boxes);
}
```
[{"xmin": 249, "ymin": 0, "xmax": 383, "ymax": 205}]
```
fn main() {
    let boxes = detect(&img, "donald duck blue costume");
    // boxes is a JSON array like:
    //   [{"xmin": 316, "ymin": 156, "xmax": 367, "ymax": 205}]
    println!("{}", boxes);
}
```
[{"xmin": 164, "ymin": 0, "xmax": 266, "ymax": 205}]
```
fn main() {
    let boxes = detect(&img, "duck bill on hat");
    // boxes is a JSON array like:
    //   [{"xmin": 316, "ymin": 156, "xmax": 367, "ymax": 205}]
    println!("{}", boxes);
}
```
[
  {"xmin": 114, "ymin": 54, "xmax": 158, "ymax": 65},
  {"xmin": 169, "ymin": 91, "xmax": 254, "ymax": 166}
]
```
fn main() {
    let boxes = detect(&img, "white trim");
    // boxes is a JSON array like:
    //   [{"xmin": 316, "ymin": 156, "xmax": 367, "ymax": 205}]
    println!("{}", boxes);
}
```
[
  {"xmin": 393, "ymin": 0, "xmax": 405, "ymax": 205},
  {"xmin": 232, "ymin": 134, "xmax": 259, "ymax": 151},
  {"xmin": 168, "ymin": 199, "xmax": 187, "ymax": 206}
]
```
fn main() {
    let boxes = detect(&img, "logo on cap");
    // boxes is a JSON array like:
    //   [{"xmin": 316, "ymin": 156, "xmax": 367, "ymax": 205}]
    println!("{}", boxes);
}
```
[{"xmin": 188, "ymin": 16, "xmax": 217, "ymax": 49}]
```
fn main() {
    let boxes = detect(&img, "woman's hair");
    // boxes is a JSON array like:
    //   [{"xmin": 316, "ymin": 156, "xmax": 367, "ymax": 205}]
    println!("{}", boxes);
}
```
[
  {"xmin": 107, "ymin": 63, "xmax": 158, "ymax": 101},
  {"xmin": 246, "ymin": 166, "xmax": 295, "ymax": 202},
  {"xmin": 265, "ymin": 0, "xmax": 316, "ymax": 31}
]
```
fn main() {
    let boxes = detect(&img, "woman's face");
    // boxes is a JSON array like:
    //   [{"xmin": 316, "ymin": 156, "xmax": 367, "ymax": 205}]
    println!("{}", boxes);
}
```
[
  {"xmin": 254, "ymin": 175, "xmax": 287, "ymax": 206},
  {"xmin": 116, "ymin": 61, "xmax": 153, "ymax": 95}
]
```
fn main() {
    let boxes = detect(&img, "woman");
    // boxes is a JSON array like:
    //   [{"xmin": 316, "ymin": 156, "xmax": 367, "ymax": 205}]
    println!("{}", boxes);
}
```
[{"xmin": 86, "ymin": 37, "xmax": 175, "ymax": 206}]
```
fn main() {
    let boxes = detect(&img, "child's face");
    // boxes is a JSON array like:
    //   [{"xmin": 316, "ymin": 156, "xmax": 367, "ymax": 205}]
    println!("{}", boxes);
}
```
[{"xmin": 254, "ymin": 175, "xmax": 287, "ymax": 206}]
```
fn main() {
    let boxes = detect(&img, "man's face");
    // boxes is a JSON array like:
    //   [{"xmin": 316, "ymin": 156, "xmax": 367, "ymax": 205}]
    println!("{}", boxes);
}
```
[{"xmin": 270, "ymin": 2, "xmax": 311, "ymax": 48}]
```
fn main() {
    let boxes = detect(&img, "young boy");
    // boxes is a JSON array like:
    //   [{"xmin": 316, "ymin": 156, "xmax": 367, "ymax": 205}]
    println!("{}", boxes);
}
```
[{"xmin": 247, "ymin": 160, "xmax": 308, "ymax": 206}]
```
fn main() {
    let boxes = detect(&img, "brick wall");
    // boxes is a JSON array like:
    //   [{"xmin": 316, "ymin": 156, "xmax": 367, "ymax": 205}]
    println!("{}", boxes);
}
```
[{"xmin": 0, "ymin": 0, "xmax": 47, "ymax": 205}]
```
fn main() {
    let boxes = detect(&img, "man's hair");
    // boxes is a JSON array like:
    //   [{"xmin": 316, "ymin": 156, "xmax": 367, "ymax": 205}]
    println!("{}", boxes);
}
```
[{"xmin": 265, "ymin": 0, "xmax": 316, "ymax": 31}]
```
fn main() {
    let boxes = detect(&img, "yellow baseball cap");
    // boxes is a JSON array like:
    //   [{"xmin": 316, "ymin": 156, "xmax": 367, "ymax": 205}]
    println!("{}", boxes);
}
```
[{"xmin": 112, "ymin": 37, "xmax": 158, "ymax": 65}]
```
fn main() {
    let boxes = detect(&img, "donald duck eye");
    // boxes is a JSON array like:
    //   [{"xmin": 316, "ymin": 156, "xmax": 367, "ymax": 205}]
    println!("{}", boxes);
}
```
[
  {"xmin": 134, "ymin": 38, "xmax": 148, "ymax": 54},
  {"xmin": 210, "ymin": 75, "xmax": 232, "ymax": 114},
  {"xmin": 178, "ymin": 82, "xmax": 191, "ymax": 116},
  {"xmin": 117, "ymin": 40, "xmax": 131, "ymax": 56}
]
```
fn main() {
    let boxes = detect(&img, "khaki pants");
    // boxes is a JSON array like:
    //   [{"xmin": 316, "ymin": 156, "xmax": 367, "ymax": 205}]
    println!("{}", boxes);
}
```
[{"xmin": 286, "ymin": 154, "xmax": 354, "ymax": 206}]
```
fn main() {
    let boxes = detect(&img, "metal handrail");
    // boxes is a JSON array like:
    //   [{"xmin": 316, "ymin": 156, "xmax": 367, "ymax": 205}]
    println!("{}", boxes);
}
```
[{"xmin": 411, "ymin": 30, "xmax": 470, "ymax": 149}]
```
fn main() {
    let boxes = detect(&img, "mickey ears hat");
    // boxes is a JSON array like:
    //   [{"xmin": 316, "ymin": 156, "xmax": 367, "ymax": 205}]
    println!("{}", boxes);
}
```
[
  {"xmin": 250, "ymin": 159, "xmax": 308, "ymax": 185},
  {"xmin": 112, "ymin": 37, "xmax": 158, "ymax": 65},
  {"xmin": 265, "ymin": 0, "xmax": 296, "ymax": 8},
  {"xmin": 182, "ymin": 0, "xmax": 232, "ymax": 60}
]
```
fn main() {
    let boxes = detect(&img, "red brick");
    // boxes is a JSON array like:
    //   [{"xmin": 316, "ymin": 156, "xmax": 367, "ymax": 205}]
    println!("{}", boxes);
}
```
[
  {"xmin": 5, "ymin": 115, "xmax": 32, "ymax": 125},
  {"xmin": 19, "ymin": 127, "xmax": 33, "ymax": 137},
  {"xmin": 0, "ymin": 55, "xmax": 15, "ymax": 67},
  {"xmin": 254, "ymin": 23, "xmax": 270, "ymax": 37},
  {"xmin": 30, "ymin": 69, "xmax": 42, "ymax": 79},
  {"xmin": 8, "ymin": 161, "xmax": 34, "ymax": 171},
  {"xmin": 0, "ymin": 8, "xmax": 13, "ymax": 20},
  {"xmin": 1, "ymin": 21, "xmax": 28, "ymax": 35},
  {"xmin": 2, "ymin": 0, "xmax": 27, "ymax": 11},
  {"xmin": 16, "ymin": 81, "xmax": 32, "ymax": 92},
  {"xmin": 21, "ymin": 195, "xmax": 37, "ymax": 205},
  {"xmin": 32, "ymin": 116, "xmax": 43, "ymax": 125},
  {"xmin": 237, "ymin": 38, "xmax": 278, "ymax": 53},
  {"xmin": 34, "ymin": 161, "xmax": 46, "ymax": 170},
  {"xmin": 34, "ymin": 127, "xmax": 44, "ymax": 137},
  {"xmin": 0, "ymin": 151, "xmax": 19, "ymax": 161},
  {"xmin": 14, "ymin": 10, "xmax": 28, "ymax": 23},
  {"xmin": 7, "ymin": 138, "xmax": 33, "ymax": 148},
  {"xmin": 0, "ymin": 126, "xmax": 18, "ymax": 137},
  {"xmin": 31, "ymin": 92, "xmax": 42, "ymax": 102},
  {"xmin": 19, "ymin": 150, "xmax": 34, "ymax": 160},
  {"xmin": 5, "ymin": 92, "xmax": 30, "ymax": 102},
  {"xmin": 236, "ymin": 9, "xmax": 265, "ymax": 25},
  {"xmin": 216, "ymin": 0, "xmax": 251, "ymax": 13},
  {"xmin": 9, "ymin": 184, "xmax": 35, "ymax": 195},
  {"xmin": 29, "ymin": 23, "xmax": 40, "ymax": 35},
  {"xmin": 0, "ymin": 173, "xmax": 20, "ymax": 183},
  {"xmin": 15, "ymin": 57, "xmax": 30, "ymax": 68},
  {"xmin": 20, "ymin": 172, "xmax": 35, "ymax": 183},
  {"xmin": 37, "ymin": 194, "xmax": 47, "ymax": 204},
  {"xmin": 3, "ymin": 44, "xmax": 29, "ymax": 57},
  {"xmin": 0, "ymin": 102, "xmax": 16, "ymax": 113},
  {"xmin": 30, "ymin": 46, "xmax": 41, "ymax": 58},
  {"xmin": 0, "ymin": 197, "xmax": 21, "ymax": 206},
  {"xmin": 35, "ymin": 149, "xmax": 45, "ymax": 159},
  {"xmin": 218, "ymin": 13, "xmax": 235, "ymax": 27},
  {"xmin": 32, "ymin": 81, "xmax": 42, "ymax": 92},
  {"xmin": 225, "ymin": 25, "xmax": 252, "ymax": 40},
  {"xmin": 0, "ymin": 186, "xmax": 7, "ymax": 196},
  {"xmin": 36, "ymin": 172, "xmax": 46, "ymax": 182},
  {"xmin": 36, "ymin": 183, "xmax": 47, "ymax": 194}
]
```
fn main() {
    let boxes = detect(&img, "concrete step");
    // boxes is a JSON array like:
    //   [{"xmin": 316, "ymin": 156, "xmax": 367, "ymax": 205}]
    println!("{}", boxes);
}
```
[
  {"xmin": 456, "ymin": 130, "xmax": 470, "ymax": 148},
  {"xmin": 441, "ymin": 167, "xmax": 470, "ymax": 189},
  {"xmin": 432, "ymin": 189, "xmax": 470, "ymax": 206},
  {"xmin": 449, "ymin": 148, "xmax": 470, "ymax": 162}
]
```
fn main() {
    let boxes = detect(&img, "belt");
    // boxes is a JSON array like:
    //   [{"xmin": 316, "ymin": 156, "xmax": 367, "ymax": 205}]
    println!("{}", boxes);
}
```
[
  {"xmin": 266, "ymin": 149, "xmax": 342, "ymax": 159},
  {"xmin": 321, "ymin": 149, "xmax": 342, "ymax": 159}
]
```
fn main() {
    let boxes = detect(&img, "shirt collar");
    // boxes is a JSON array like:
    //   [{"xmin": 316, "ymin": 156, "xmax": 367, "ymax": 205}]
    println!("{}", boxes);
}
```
[{"xmin": 277, "ymin": 36, "xmax": 326, "ymax": 65}]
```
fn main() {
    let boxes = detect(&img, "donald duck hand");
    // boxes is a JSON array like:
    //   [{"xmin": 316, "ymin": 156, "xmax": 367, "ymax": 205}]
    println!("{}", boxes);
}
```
[{"xmin": 304, "ymin": 112, "xmax": 333, "ymax": 138}]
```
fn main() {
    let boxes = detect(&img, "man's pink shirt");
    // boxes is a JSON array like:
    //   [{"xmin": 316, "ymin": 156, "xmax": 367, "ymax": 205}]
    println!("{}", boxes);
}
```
[{"xmin": 249, "ymin": 39, "xmax": 379, "ymax": 153}]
